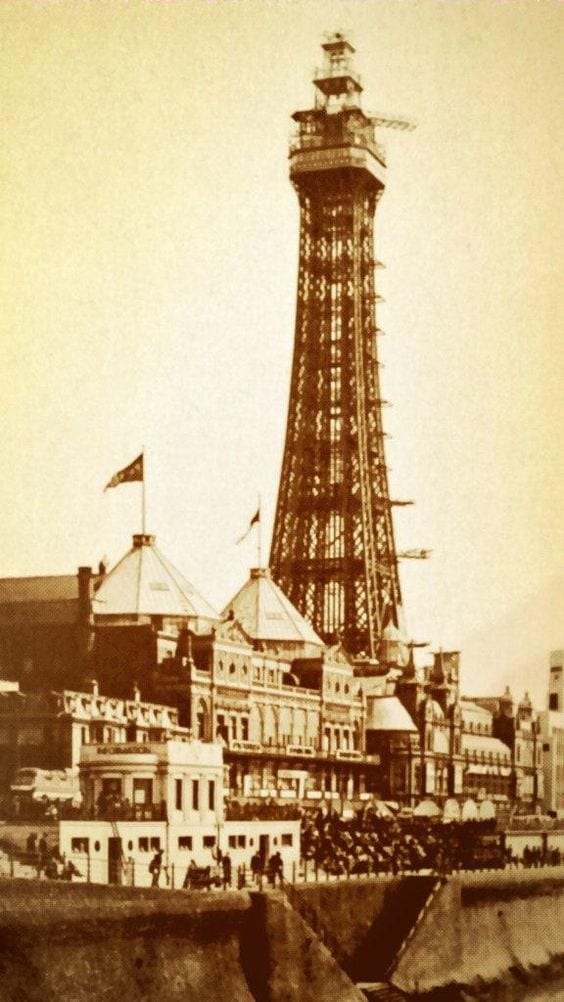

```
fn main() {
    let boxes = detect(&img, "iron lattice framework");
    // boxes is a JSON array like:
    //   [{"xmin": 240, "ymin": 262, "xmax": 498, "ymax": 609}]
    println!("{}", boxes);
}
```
[{"xmin": 271, "ymin": 34, "xmax": 403, "ymax": 659}]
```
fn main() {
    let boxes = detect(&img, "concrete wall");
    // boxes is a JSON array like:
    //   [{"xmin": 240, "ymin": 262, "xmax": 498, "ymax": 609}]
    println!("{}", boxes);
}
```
[
  {"xmin": 0, "ymin": 880, "xmax": 254, "ymax": 1002},
  {"xmin": 392, "ymin": 867, "xmax": 564, "ymax": 996},
  {"xmin": 0, "ymin": 879, "xmax": 364, "ymax": 1002}
]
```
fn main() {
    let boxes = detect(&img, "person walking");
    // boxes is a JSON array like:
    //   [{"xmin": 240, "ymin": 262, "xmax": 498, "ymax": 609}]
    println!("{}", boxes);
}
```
[
  {"xmin": 149, "ymin": 848, "xmax": 164, "ymax": 888},
  {"xmin": 250, "ymin": 850, "xmax": 262, "ymax": 885},
  {"xmin": 26, "ymin": 832, "xmax": 38, "ymax": 861},
  {"xmin": 38, "ymin": 832, "xmax": 49, "ymax": 873}
]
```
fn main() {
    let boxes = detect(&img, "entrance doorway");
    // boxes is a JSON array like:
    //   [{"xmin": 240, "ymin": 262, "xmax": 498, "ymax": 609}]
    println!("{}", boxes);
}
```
[
  {"xmin": 108, "ymin": 837, "xmax": 122, "ymax": 885},
  {"xmin": 259, "ymin": 833, "xmax": 269, "ymax": 868}
]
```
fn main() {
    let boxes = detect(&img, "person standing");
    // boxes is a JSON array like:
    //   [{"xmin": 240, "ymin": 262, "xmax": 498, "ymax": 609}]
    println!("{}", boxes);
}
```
[{"xmin": 222, "ymin": 852, "xmax": 232, "ymax": 889}]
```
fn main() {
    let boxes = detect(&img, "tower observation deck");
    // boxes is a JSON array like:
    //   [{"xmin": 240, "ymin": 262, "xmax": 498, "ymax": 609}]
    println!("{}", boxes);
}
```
[{"xmin": 270, "ymin": 33, "xmax": 410, "ymax": 660}]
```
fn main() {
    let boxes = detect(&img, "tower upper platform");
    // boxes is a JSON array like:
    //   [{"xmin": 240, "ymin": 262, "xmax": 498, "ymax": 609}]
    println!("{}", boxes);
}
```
[{"xmin": 289, "ymin": 32, "xmax": 386, "ymax": 186}]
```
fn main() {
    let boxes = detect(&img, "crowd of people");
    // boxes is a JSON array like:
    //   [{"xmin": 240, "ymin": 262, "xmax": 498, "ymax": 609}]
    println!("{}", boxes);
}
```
[
  {"xmin": 301, "ymin": 807, "xmax": 509, "ymax": 875},
  {"xmin": 16, "ymin": 831, "xmax": 82, "ymax": 880}
]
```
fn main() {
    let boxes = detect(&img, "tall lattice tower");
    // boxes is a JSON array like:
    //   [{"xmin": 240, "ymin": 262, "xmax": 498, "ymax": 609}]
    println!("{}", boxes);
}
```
[{"xmin": 271, "ymin": 33, "xmax": 411, "ymax": 660}]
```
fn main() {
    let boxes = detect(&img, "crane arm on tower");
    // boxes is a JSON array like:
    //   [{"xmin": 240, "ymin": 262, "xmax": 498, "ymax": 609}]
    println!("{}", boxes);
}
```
[
  {"xmin": 397, "ymin": 549, "xmax": 432, "ymax": 559},
  {"xmin": 370, "ymin": 112, "xmax": 416, "ymax": 131}
]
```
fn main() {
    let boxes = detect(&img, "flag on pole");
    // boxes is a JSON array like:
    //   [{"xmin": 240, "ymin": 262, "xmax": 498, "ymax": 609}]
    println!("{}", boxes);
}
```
[
  {"xmin": 236, "ymin": 507, "xmax": 260, "ymax": 544},
  {"xmin": 104, "ymin": 453, "xmax": 144, "ymax": 491}
]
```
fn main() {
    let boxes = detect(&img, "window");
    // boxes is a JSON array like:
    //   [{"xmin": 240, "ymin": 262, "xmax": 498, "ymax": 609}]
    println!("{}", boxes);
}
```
[
  {"xmin": 208, "ymin": 780, "xmax": 215, "ymax": 811},
  {"xmin": 178, "ymin": 836, "xmax": 193, "ymax": 851},
  {"xmin": 138, "ymin": 838, "xmax": 149, "ymax": 852},
  {"xmin": 71, "ymin": 837, "xmax": 89, "ymax": 854},
  {"xmin": 102, "ymin": 777, "xmax": 122, "ymax": 798},
  {"xmin": 94, "ymin": 841, "xmax": 100, "ymax": 852},
  {"xmin": 150, "ymin": 837, "xmax": 161, "ymax": 851},
  {"xmin": 237, "ymin": 835, "xmax": 246, "ymax": 848},
  {"xmin": 175, "ymin": 778, "xmax": 183, "ymax": 811},
  {"xmin": 192, "ymin": 779, "xmax": 199, "ymax": 811},
  {"xmin": 229, "ymin": 663, "xmax": 236, "ymax": 675},
  {"xmin": 203, "ymin": 836, "xmax": 216, "ymax": 849},
  {"xmin": 228, "ymin": 835, "xmax": 237, "ymax": 849},
  {"xmin": 133, "ymin": 778, "xmax": 153, "ymax": 806},
  {"xmin": 281, "ymin": 834, "xmax": 293, "ymax": 847},
  {"xmin": 550, "ymin": 693, "xmax": 559, "ymax": 711},
  {"xmin": 241, "ymin": 718, "xmax": 249, "ymax": 741}
]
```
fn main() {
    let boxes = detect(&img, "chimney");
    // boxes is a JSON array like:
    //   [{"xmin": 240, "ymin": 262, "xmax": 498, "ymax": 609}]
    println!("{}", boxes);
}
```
[
  {"xmin": 77, "ymin": 566, "xmax": 94, "ymax": 626},
  {"xmin": 133, "ymin": 682, "xmax": 141, "ymax": 703},
  {"xmin": 88, "ymin": 679, "xmax": 99, "ymax": 697}
]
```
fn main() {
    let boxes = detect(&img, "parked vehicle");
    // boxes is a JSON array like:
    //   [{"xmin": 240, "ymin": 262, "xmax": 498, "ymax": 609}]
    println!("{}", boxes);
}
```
[{"xmin": 10, "ymin": 768, "xmax": 81, "ymax": 807}]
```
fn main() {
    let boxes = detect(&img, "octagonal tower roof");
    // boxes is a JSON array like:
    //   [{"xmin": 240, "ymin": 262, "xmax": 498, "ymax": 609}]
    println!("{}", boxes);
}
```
[
  {"xmin": 92, "ymin": 534, "xmax": 218, "ymax": 624},
  {"xmin": 222, "ymin": 567, "xmax": 324, "ymax": 652}
]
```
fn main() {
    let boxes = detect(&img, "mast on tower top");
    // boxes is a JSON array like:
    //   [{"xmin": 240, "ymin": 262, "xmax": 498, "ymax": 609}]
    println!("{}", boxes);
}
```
[{"xmin": 313, "ymin": 31, "xmax": 363, "ymax": 110}]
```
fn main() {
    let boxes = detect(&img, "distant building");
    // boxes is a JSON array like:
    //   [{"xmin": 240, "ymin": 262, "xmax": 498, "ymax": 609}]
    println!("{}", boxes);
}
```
[
  {"xmin": 0, "ymin": 678, "xmax": 188, "ymax": 792},
  {"xmin": 0, "ymin": 534, "xmax": 218, "ymax": 710},
  {"xmin": 538, "ymin": 649, "xmax": 564, "ymax": 814},
  {"xmin": 0, "ymin": 535, "xmax": 546, "ymax": 816},
  {"xmin": 0, "ymin": 567, "xmax": 99, "ymax": 691},
  {"xmin": 459, "ymin": 699, "xmax": 512, "ymax": 806},
  {"xmin": 158, "ymin": 567, "xmax": 372, "ymax": 804},
  {"xmin": 472, "ymin": 688, "xmax": 543, "ymax": 811}
]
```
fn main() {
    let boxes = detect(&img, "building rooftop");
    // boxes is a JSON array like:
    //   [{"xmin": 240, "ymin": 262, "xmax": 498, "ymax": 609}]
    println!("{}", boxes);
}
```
[
  {"xmin": 0, "ymin": 574, "xmax": 80, "ymax": 625},
  {"xmin": 462, "ymin": 732, "xmax": 511, "ymax": 760},
  {"xmin": 92, "ymin": 534, "xmax": 218, "ymax": 622},
  {"xmin": 222, "ymin": 568, "xmax": 324, "ymax": 649},
  {"xmin": 365, "ymin": 695, "xmax": 418, "ymax": 732}
]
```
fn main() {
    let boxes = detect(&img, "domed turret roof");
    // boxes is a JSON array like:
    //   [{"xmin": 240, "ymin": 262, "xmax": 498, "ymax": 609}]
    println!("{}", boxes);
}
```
[
  {"xmin": 92, "ymin": 534, "xmax": 218, "ymax": 623},
  {"xmin": 222, "ymin": 567, "xmax": 323, "ymax": 649}
]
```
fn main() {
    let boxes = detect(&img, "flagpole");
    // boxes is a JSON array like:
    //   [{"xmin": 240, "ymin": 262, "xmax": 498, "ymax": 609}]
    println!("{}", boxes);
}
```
[
  {"xmin": 257, "ymin": 493, "xmax": 262, "ymax": 569},
  {"xmin": 141, "ymin": 446, "xmax": 146, "ymax": 535}
]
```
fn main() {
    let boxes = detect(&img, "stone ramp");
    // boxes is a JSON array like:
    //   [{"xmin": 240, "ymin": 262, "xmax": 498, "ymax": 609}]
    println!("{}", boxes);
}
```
[
  {"xmin": 287, "ymin": 875, "xmax": 437, "ymax": 983},
  {"xmin": 391, "ymin": 868, "xmax": 564, "ymax": 996}
]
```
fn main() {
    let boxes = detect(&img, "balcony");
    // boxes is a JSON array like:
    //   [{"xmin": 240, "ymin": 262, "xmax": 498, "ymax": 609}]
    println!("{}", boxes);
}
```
[
  {"xmin": 82, "ymin": 802, "xmax": 167, "ymax": 822},
  {"xmin": 289, "ymin": 130, "xmax": 386, "ymax": 168}
]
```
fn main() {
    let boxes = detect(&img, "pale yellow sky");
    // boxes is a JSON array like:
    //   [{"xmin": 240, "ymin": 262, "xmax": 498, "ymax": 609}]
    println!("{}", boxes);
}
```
[{"xmin": 0, "ymin": 0, "xmax": 562, "ymax": 700}]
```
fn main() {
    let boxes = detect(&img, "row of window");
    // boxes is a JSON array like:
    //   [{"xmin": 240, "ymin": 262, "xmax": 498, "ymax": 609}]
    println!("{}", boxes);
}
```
[
  {"xmin": 174, "ymin": 778, "xmax": 215, "ymax": 813},
  {"xmin": 70, "ymin": 832, "xmax": 294, "ymax": 855}
]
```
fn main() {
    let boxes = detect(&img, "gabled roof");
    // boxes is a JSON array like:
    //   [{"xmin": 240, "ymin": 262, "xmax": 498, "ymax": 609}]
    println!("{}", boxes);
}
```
[
  {"xmin": 0, "ymin": 575, "xmax": 78, "ymax": 604},
  {"xmin": 0, "ymin": 574, "xmax": 79, "ymax": 625},
  {"xmin": 365, "ymin": 695, "xmax": 418, "ymax": 732},
  {"xmin": 92, "ymin": 534, "xmax": 218, "ymax": 621},
  {"xmin": 222, "ymin": 568, "xmax": 323, "ymax": 648}
]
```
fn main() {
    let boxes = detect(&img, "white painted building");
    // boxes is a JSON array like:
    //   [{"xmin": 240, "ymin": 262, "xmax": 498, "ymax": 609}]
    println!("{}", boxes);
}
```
[
  {"xmin": 539, "ymin": 649, "xmax": 564, "ymax": 815},
  {"xmin": 59, "ymin": 738, "xmax": 300, "ymax": 887}
]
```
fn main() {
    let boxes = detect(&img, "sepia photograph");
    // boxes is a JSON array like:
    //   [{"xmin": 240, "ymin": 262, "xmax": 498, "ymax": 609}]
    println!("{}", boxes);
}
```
[{"xmin": 0, "ymin": 0, "xmax": 563, "ymax": 999}]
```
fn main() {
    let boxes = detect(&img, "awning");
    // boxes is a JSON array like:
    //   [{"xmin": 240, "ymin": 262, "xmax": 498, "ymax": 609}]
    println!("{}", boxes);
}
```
[{"xmin": 413, "ymin": 799, "xmax": 441, "ymax": 818}]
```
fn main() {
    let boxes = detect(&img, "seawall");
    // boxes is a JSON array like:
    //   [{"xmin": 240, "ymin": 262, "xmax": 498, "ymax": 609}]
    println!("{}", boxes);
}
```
[
  {"xmin": 391, "ymin": 867, "xmax": 564, "ymax": 997},
  {"xmin": 0, "ymin": 878, "xmax": 364, "ymax": 1002},
  {"xmin": 1, "ymin": 870, "xmax": 563, "ymax": 1000}
]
